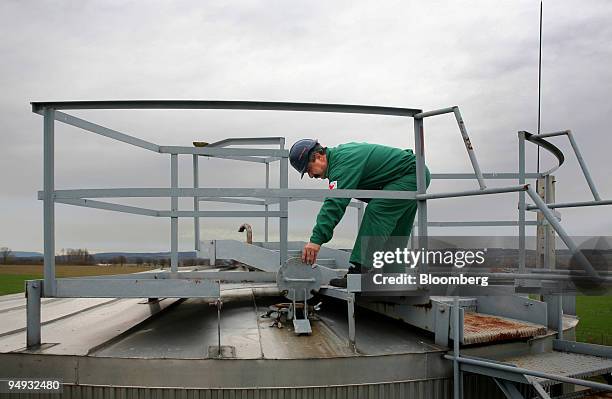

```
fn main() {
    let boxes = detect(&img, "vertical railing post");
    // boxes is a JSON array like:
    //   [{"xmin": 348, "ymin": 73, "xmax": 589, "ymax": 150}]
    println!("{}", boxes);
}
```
[
  {"xmin": 265, "ymin": 162, "xmax": 270, "ymax": 243},
  {"xmin": 279, "ymin": 139, "xmax": 288, "ymax": 265},
  {"xmin": 453, "ymin": 296, "xmax": 461, "ymax": 399},
  {"xmin": 357, "ymin": 202, "xmax": 364, "ymax": 230},
  {"xmin": 171, "ymin": 154, "xmax": 179, "ymax": 272},
  {"xmin": 193, "ymin": 155, "xmax": 200, "ymax": 252},
  {"xmin": 26, "ymin": 280, "xmax": 41, "ymax": 348},
  {"xmin": 414, "ymin": 116, "xmax": 428, "ymax": 271},
  {"xmin": 43, "ymin": 107, "xmax": 56, "ymax": 296},
  {"xmin": 518, "ymin": 132, "xmax": 526, "ymax": 276},
  {"xmin": 557, "ymin": 295, "xmax": 564, "ymax": 340}
]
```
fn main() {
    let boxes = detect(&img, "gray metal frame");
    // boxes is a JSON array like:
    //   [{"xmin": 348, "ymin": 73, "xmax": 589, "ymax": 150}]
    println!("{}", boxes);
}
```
[{"xmin": 29, "ymin": 100, "xmax": 611, "ymax": 398}]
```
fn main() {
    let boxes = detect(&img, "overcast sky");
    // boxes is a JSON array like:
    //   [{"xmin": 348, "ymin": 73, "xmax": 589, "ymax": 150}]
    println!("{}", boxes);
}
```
[{"xmin": 1, "ymin": 0, "xmax": 611, "ymax": 253}]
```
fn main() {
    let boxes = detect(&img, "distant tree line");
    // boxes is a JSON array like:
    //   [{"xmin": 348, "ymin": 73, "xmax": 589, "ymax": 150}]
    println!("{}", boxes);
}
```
[
  {"xmin": 1, "ymin": 247, "xmax": 13, "ymax": 264},
  {"xmin": 1, "ymin": 245, "xmax": 210, "ymax": 267}
]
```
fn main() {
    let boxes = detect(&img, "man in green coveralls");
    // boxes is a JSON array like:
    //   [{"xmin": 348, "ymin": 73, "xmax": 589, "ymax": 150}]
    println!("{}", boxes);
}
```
[{"xmin": 289, "ymin": 139, "xmax": 431, "ymax": 276}]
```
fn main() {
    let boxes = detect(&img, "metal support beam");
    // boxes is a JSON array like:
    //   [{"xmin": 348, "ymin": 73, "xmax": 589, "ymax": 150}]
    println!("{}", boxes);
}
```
[
  {"xmin": 414, "ymin": 116, "xmax": 428, "ymax": 271},
  {"xmin": 265, "ymin": 162, "xmax": 270, "ymax": 242},
  {"xmin": 43, "ymin": 108, "xmax": 56, "ymax": 296},
  {"xmin": 193, "ymin": 155, "xmax": 200, "ymax": 251},
  {"xmin": 54, "ymin": 278, "xmax": 221, "ymax": 298},
  {"xmin": 279, "ymin": 138, "xmax": 288, "ymax": 266},
  {"xmin": 453, "ymin": 296, "xmax": 461, "ymax": 399},
  {"xmin": 567, "ymin": 131, "xmax": 601, "ymax": 201},
  {"xmin": 160, "ymin": 210, "xmax": 287, "ymax": 218},
  {"xmin": 416, "ymin": 185, "xmax": 528, "ymax": 200},
  {"xmin": 526, "ymin": 199, "xmax": 612, "ymax": 210},
  {"xmin": 526, "ymin": 187, "xmax": 600, "ymax": 278},
  {"xmin": 453, "ymin": 107, "xmax": 486, "ymax": 190},
  {"xmin": 55, "ymin": 198, "xmax": 159, "ymax": 217},
  {"xmin": 26, "ymin": 280, "xmax": 41, "ymax": 348},
  {"xmin": 445, "ymin": 355, "xmax": 612, "ymax": 392},
  {"xmin": 45, "ymin": 187, "xmax": 418, "ymax": 200},
  {"xmin": 518, "ymin": 132, "xmax": 526, "ymax": 276},
  {"xmin": 493, "ymin": 378, "xmax": 526, "ymax": 399},
  {"xmin": 52, "ymin": 111, "xmax": 160, "ymax": 152},
  {"xmin": 170, "ymin": 154, "xmax": 178, "ymax": 272},
  {"xmin": 348, "ymin": 293, "xmax": 356, "ymax": 351},
  {"xmin": 31, "ymin": 100, "xmax": 422, "ymax": 117},
  {"xmin": 160, "ymin": 146, "xmax": 288, "ymax": 157}
]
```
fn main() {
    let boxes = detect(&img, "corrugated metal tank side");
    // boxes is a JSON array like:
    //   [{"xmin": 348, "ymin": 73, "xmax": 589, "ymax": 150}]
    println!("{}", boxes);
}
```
[{"xmin": 8, "ymin": 377, "xmax": 515, "ymax": 399}]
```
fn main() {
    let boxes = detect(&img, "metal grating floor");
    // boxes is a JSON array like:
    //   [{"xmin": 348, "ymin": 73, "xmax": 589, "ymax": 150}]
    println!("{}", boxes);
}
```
[
  {"xmin": 463, "ymin": 312, "xmax": 547, "ymax": 345},
  {"xmin": 502, "ymin": 351, "xmax": 612, "ymax": 387}
]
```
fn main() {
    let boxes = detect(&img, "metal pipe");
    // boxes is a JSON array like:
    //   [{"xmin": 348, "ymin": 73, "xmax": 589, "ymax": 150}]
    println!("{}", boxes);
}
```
[
  {"xmin": 527, "ymin": 187, "xmax": 600, "ymax": 279},
  {"xmin": 567, "ymin": 131, "xmax": 601, "ymax": 201},
  {"xmin": 170, "ymin": 154, "xmax": 178, "ymax": 272},
  {"xmin": 31, "ymin": 100, "xmax": 422, "ymax": 118},
  {"xmin": 414, "ymin": 117, "xmax": 428, "ymax": 272},
  {"xmin": 238, "ymin": 223, "xmax": 253, "ymax": 244},
  {"xmin": 557, "ymin": 296, "xmax": 564, "ymax": 340},
  {"xmin": 453, "ymin": 107, "xmax": 486, "ymax": 190},
  {"xmin": 193, "ymin": 155, "xmax": 200, "ymax": 252},
  {"xmin": 279, "ymin": 138, "xmax": 288, "ymax": 265},
  {"xmin": 526, "ymin": 199, "xmax": 612, "ymax": 210},
  {"xmin": 432, "ymin": 172, "xmax": 543, "ymax": 179},
  {"xmin": 43, "ymin": 107, "xmax": 56, "ymax": 296},
  {"xmin": 518, "ymin": 132, "xmax": 526, "ymax": 275},
  {"xmin": 531, "ymin": 130, "xmax": 570, "ymax": 139},
  {"xmin": 416, "ymin": 184, "xmax": 528, "ymax": 200},
  {"xmin": 265, "ymin": 163, "xmax": 270, "ymax": 242},
  {"xmin": 453, "ymin": 296, "xmax": 461, "ymax": 399},
  {"xmin": 445, "ymin": 355, "xmax": 612, "ymax": 392},
  {"xmin": 413, "ymin": 106, "xmax": 455, "ymax": 119}
]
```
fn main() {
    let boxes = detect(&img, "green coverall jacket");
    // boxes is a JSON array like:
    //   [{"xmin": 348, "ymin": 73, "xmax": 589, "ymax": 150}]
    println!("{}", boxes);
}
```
[{"xmin": 309, "ymin": 142, "xmax": 431, "ymax": 270}]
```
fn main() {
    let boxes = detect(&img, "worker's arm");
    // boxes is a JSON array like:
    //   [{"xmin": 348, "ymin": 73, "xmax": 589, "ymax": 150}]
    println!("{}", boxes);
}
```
[{"xmin": 309, "ymin": 152, "xmax": 367, "ymax": 247}]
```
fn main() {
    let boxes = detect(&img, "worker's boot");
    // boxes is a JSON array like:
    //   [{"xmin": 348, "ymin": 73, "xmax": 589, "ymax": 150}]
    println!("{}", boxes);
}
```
[{"xmin": 329, "ymin": 263, "xmax": 361, "ymax": 288}]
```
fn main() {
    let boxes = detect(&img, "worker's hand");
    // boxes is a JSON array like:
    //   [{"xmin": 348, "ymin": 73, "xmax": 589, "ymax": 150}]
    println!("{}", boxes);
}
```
[{"xmin": 302, "ymin": 242, "xmax": 321, "ymax": 265}]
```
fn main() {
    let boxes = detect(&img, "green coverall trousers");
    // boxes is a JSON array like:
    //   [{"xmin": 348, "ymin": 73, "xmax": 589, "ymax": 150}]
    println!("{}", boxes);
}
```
[{"xmin": 350, "ymin": 166, "xmax": 431, "ymax": 272}]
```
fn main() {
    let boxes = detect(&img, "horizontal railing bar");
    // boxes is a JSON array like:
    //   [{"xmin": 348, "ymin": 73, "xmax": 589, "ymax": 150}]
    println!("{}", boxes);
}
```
[
  {"xmin": 202, "ymin": 155, "xmax": 268, "ymax": 163},
  {"xmin": 159, "ymin": 210, "xmax": 287, "ymax": 217},
  {"xmin": 43, "ymin": 186, "xmax": 533, "ymax": 201},
  {"xmin": 445, "ymin": 355, "xmax": 612, "ymax": 392},
  {"xmin": 159, "ymin": 146, "xmax": 288, "ymax": 157},
  {"xmin": 432, "ymin": 173, "xmax": 543, "ymax": 179},
  {"xmin": 61, "ymin": 271, "xmax": 276, "ymax": 282},
  {"xmin": 531, "ymin": 130, "xmax": 570, "ymax": 139},
  {"xmin": 265, "ymin": 197, "xmax": 362, "ymax": 208},
  {"xmin": 199, "ymin": 197, "xmax": 267, "ymax": 206},
  {"xmin": 414, "ymin": 106, "xmax": 456, "ymax": 119},
  {"xmin": 416, "ymin": 185, "xmax": 528, "ymax": 200},
  {"xmin": 424, "ymin": 220, "xmax": 539, "ymax": 227},
  {"xmin": 31, "ymin": 100, "xmax": 422, "ymax": 117},
  {"xmin": 53, "ymin": 278, "xmax": 220, "ymax": 298},
  {"xmin": 526, "ymin": 199, "xmax": 612, "ymax": 210},
  {"xmin": 207, "ymin": 137, "xmax": 284, "ymax": 147},
  {"xmin": 41, "ymin": 188, "xmax": 418, "ymax": 200}
]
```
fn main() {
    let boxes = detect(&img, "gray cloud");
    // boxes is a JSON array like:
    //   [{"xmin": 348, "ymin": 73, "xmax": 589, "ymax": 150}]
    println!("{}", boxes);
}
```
[{"xmin": 1, "ymin": 0, "xmax": 611, "ymax": 253}]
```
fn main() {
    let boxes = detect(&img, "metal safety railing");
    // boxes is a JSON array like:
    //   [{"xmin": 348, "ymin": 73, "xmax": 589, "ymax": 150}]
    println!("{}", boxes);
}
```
[{"xmin": 29, "ymin": 100, "xmax": 611, "ymax": 398}]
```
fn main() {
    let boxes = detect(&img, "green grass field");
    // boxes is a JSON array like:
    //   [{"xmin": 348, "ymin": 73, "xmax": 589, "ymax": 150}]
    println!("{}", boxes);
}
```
[
  {"xmin": 0, "ymin": 264, "xmax": 157, "ymax": 296},
  {"xmin": 1, "ymin": 266, "xmax": 610, "ymax": 345},
  {"xmin": 575, "ymin": 295, "xmax": 612, "ymax": 345}
]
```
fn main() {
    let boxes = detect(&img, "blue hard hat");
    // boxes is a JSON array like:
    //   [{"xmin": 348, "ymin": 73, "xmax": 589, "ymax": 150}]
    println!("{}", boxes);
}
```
[{"xmin": 289, "ymin": 138, "xmax": 318, "ymax": 178}]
